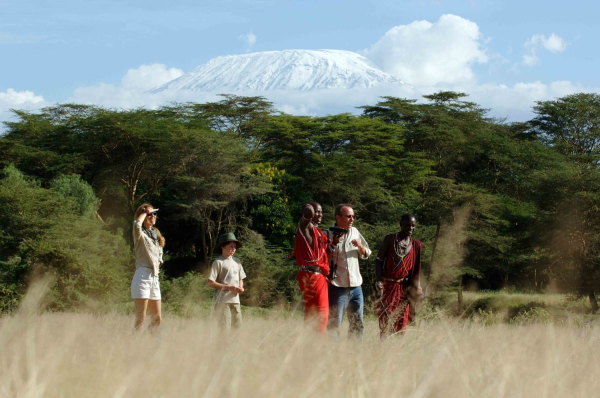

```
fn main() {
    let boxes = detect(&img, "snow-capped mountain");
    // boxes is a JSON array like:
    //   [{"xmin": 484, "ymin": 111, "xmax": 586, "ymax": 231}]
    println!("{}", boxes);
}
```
[{"xmin": 151, "ymin": 49, "xmax": 405, "ymax": 92}]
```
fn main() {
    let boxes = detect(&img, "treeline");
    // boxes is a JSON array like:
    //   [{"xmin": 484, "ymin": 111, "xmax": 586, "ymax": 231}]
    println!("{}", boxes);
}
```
[{"xmin": 2, "ymin": 92, "xmax": 600, "ymax": 312}]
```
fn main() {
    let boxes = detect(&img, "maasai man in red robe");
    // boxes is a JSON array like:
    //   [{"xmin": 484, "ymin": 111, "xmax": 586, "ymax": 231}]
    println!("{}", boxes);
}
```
[
  {"xmin": 294, "ymin": 203, "xmax": 330, "ymax": 334},
  {"xmin": 375, "ymin": 213, "xmax": 422, "ymax": 337}
]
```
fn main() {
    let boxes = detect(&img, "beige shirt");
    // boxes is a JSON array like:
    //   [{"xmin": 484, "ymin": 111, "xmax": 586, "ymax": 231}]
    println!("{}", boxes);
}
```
[
  {"xmin": 132, "ymin": 220, "xmax": 163, "ymax": 276},
  {"xmin": 329, "ymin": 226, "xmax": 371, "ymax": 287},
  {"xmin": 209, "ymin": 255, "xmax": 246, "ymax": 304}
]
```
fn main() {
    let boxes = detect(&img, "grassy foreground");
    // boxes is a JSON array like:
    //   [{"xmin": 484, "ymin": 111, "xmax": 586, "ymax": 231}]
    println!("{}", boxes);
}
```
[{"xmin": 2, "ymin": 295, "xmax": 600, "ymax": 397}]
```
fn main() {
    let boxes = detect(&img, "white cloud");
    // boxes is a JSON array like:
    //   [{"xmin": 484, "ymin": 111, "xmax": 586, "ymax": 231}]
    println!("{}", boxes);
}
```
[
  {"xmin": 239, "ymin": 32, "xmax": 257, "ymax": 52},
  {"xmin": 523, "ymin": 53, "xmax": 539, "ymax": 67},
  {"xmin": 120, "ymin": 64, "xmax": 184, "ymax": 91},
  {"xmin": 464, "ymin": 80, "xmax": 586, "ymax": 120},
  {"xmin": 70, "ymin": 82, "xmax": 219, "ymax": 110},
  {"xmin": 0, "ymin": 89, "xmax": 50, "ymax": 132},
  {"xmin": 523, "ymin": 33, "xmax": 568, "ymax": 67},
  {"xmin": 0, "ymin": 88, "xmax": 45, "ymax": 106},
  {"xmin": 362, "ymin": 14, "xmax": 488, "ymax": 86},
  {"xmin": 68, "ymin": 64, "xmax": 196, "ymax": 109},
  {"xmin": 534, "ymin": 33, "xmax": 568, "ymax": 53}
]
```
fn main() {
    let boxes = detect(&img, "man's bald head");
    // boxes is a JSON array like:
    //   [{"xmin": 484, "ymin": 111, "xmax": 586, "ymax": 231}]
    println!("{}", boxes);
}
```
[{"xmin": 335, "ymin": 203, "xmax": 355, "ymax": 229}]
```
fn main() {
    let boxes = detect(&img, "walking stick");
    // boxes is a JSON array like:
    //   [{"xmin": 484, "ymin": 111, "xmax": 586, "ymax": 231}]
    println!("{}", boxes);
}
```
[{"xmin": 378, "ymin": 298, "xmax": 390, "ymax": 318}]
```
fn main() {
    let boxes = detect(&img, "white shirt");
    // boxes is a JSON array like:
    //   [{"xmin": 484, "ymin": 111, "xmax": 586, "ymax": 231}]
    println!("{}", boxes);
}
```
[{"xmin": 328, "ymin": 226, "xmax": 371, "ymax": 287}]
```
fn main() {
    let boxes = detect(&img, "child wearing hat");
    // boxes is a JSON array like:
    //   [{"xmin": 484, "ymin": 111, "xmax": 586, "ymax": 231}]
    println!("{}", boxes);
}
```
[{"xmin": 207, "ymin": 233, "xmax": 246, "ymax": 330}]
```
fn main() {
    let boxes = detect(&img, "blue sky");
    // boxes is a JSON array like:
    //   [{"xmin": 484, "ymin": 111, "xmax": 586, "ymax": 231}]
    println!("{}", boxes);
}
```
[{"xmin": 1, "ymin": 0, "xmax": 599, "ymax": 122}]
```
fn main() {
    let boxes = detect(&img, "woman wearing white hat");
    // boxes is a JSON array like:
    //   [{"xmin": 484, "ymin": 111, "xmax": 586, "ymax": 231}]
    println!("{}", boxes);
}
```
[{"xmin": 131, "ymin": 203, "xmax": 165, "ymax": 330}]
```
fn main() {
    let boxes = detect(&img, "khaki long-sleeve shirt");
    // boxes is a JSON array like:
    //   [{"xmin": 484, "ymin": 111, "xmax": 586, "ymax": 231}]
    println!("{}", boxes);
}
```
[{"xmin": 132, "ymin": 220, "xmax": 163, "ymax": 276}]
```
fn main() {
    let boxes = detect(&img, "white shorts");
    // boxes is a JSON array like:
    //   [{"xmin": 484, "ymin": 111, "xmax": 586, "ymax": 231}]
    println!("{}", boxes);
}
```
[{"xmin": 131, "ymin": 267, "xmax": 161, "ymax": 300}]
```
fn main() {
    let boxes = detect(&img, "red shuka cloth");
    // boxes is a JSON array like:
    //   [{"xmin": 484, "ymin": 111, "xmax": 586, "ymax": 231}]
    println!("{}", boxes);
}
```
[
  {"xmin": 293, "ymin": 225, "xmax": 329, "ymax": 274},
  {"xmin": 297, "ymin": 270, "xmax": 329, "ymax": 334},
  {"xmin": 378, "ymin": 237, "xmax": 422, "ymax": 336},
  {"xmin": 294, "ymin": 225, "xmax": 329, "ymax": 333}
]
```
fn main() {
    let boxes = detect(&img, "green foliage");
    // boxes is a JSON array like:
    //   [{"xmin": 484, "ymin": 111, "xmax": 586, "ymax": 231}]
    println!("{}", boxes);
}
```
[
  {"xmin": 509, "ymin": 307, "xmax": 551, "ymax": 326},
  {"xmin": 3, "ymin": 91, "xmax": 600, "ymax": 313},
  {"xmin": 531, "ymin": 93, "xmax": 600, "ymax": 162},
  {"xmin": 529, "ymin": 94, "xmax": 600, "ymax": 299},
  {"xmin": 234, "ymin": 232, "xmax": 300, "ymax": 307},
  {"xmin": 160, "ymin": 272, "xmax": 214, "ymax": 317},
  {"xmin": 180, "ymin": 94, "xmax": 278, "ymax": 150},
  {"xmin": 0, "ymin": 166, "xmax": 131, "ymax": 312},
  {"xmin": 50, "ymin": 174, "xmax": 100, "ymax": 217},
  {"xmin": 249, "ymin": 163, "xmax": 296, "ymax": 247}
]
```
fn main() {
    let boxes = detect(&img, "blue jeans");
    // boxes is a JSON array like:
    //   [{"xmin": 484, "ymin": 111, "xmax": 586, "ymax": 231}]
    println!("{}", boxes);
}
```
[{"xmin": 327, "ymin": 285, "xmax": 364, "ymax": 339}]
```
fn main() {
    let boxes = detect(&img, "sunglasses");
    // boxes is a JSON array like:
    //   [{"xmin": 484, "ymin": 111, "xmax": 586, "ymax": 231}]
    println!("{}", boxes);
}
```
[{"xmin": 148, "ymin": 211, "xmax": 158, "ymax": 217}]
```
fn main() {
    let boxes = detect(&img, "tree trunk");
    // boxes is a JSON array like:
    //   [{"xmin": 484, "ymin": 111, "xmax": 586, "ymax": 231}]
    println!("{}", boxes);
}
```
[
  {"xmin": 457, "ymin": 275, "xmax": 464, "ymax": 312},
  {"xmin": 197, "ymin": 226, "xmax": 207, "ymax": 267},
  {"xmin": 194, "ymin": 234, "xmax": 206, "ymax": 270},
  {"xmin": 589, "ymin": 291, "xmax": 599, "ymax": 313},
  {"xmin": 426, "ymin": 221, "xmax": 441, "ymax": 287}
]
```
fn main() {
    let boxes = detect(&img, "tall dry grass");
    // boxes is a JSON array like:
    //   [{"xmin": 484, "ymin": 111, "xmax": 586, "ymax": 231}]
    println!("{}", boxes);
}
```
[{"xmin": 2, "ymin": 288, "xmax": 600, "ymax": 398}]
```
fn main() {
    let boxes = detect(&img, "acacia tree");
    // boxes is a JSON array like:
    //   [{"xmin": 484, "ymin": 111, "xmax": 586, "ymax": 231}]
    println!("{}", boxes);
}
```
[
  {"xmin": 530, "ymin": 93, "xmax": 600, "ymax": 311},
  {"xmin": 361, "ymin": 92, "xmax": 558, "ymax": 295},
  {"xmin": 531, "ymin": 93, "xmax": 600, "ymax": 162},
  {"xmin": 0, "ymin": 105, "xmax": 93, "ymax": 180},
  {"xmin": 181, "ymin": 95, "xmax": 278, "ymax": 151},
  {"xmin": 2, "ymin": 105, "xmax": 217, "ymax": 214},
  {"xmin": 259, "ymin": 113, "xmax": 431, "ymax": 221},
  {"xmin": 159, "ymin": 128, "xmax": 271, "ymax": 266}
]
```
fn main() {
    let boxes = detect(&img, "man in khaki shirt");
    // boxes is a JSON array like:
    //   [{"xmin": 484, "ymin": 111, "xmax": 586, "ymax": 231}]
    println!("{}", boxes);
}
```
[{"xmin": 208, "ymin": 233, "xmax": 246, "ymax": 330}]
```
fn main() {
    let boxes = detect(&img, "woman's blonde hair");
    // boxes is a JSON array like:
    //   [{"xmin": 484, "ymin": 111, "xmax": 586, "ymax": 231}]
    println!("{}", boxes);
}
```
[{"xmin": 134, "ymin": 203, "xmax": 165, "ymax": 247}]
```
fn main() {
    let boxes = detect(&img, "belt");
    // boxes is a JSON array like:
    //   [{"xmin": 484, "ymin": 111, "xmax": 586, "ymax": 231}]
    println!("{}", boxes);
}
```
[
  {"xmin": 300, "ymin": 265, "xmax": 325, "ymax": 275},
  {"xmin": 383, "ymin": 277, "xmax": 408, "ymax": 283}
]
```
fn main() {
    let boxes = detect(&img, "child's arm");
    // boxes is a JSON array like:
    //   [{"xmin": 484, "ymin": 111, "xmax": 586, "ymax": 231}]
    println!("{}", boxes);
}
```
[
  {"xmin": 207, "ymin": 279, "xmax": 237, "ymax": 292},
  {"xmin": 207, "ymin": 260, "xmax": 237, "ymax": 292},
  {"xmin": 235, "ymin": 262, "xmax": 246, "ymax": 294}
]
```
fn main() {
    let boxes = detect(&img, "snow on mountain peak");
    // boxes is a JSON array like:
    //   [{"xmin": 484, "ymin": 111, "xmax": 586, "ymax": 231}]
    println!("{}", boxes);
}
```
[{"xmin": 151, "ymin": 49, "xmax": 405, "ymax": 92}]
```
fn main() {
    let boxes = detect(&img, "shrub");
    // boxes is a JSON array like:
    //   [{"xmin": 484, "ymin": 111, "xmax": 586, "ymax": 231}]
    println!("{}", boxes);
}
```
[
  {"xmin": 509, "ymin": 307, "xmax": 551, "ymax": 326},
  {"xmin": 0, "ymin": 166, "xmax": 131, "ymax": 312}
]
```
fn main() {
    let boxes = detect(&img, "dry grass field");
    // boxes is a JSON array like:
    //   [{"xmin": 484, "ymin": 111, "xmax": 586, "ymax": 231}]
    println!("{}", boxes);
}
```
[{"xmin": 2, "ymin": 288, "xmax": 600, "ymax": 398}]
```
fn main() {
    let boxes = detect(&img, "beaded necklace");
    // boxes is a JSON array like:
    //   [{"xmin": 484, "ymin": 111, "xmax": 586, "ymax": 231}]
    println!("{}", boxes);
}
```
[{"xmin": 392, "ymin": 233, "xmax": 412, "ymax": 273}]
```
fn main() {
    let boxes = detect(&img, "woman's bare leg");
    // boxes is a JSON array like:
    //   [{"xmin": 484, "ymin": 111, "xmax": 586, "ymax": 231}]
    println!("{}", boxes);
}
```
[
  {"xmin": 134, "ymin": 299, "xmax": 149, "ymax": 330},
  {"xmin": 148, "ymin": 300, "xmax": 162, "ymax": 330}
]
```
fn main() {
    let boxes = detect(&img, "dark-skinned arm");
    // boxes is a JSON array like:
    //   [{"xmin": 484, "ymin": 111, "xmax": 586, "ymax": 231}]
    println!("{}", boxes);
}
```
[
  {"xmin": 299, "ymin": 204, "xmax": 314, "ymax": 229},
  {"xmin": 298, "ymin": 204, "xmax": 315, "ymax": 244}
]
